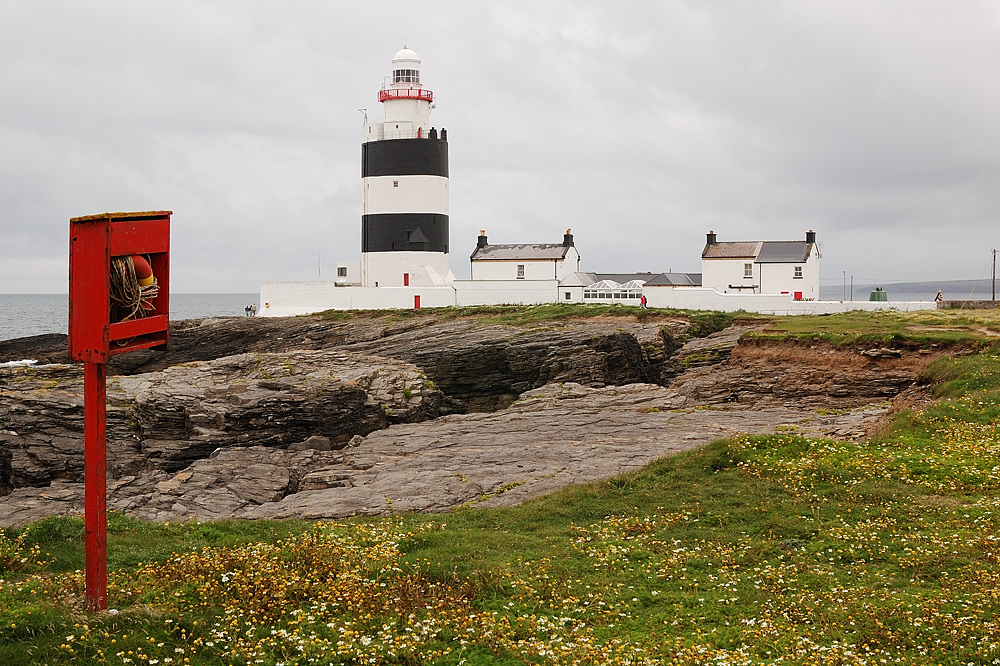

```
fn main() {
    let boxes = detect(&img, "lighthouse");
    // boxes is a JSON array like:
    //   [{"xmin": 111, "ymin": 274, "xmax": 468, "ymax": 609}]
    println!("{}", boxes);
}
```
[{"xmin": 360, "ymin": 45, "xmax": 453, "ymax": 287}]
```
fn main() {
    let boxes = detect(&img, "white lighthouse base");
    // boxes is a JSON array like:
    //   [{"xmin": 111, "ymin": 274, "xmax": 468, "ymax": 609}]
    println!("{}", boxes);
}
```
[{"xmin": 362, "ymin": 251, "xmax": 454, "ymax": 287}]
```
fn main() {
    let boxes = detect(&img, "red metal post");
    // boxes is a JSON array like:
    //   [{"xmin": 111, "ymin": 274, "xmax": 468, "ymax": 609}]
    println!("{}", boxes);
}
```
[{"xmin": 83, "ymin": 361, "xmax": 108, "ymax": 611}]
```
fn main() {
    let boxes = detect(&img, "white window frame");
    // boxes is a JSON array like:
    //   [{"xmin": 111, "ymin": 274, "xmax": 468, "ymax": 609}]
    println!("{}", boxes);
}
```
[
  {"xmin": 516, "ymin": 264, "xmax": 525, "ymax": 279},
  {"xmin": 793, "ymin": 266, "xmax": 803, "ymax": 279},
  {"xmin": 744, "ymin": 263, "xmax": 753, "ymax": 278}
]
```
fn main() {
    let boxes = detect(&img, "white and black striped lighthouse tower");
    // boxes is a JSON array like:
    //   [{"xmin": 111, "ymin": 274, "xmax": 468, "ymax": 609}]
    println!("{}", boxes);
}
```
[{"xmin": 361, "ymin": 45, "xmax": 453, "ymax": 287}]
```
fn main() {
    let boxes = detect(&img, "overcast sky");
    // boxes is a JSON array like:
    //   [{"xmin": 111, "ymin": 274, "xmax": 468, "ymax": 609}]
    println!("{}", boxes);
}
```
[{"xmin": 2, "ymin": 1, "xmax": 998, "ymax": 294}]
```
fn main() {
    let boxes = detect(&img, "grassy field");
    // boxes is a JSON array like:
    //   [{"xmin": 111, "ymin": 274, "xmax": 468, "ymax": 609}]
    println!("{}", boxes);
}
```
[
  {"xmin": 313, "ymin": 302, "xmax": 744, "ymax": 336},
  {"xmin": 2, "ymin": 310, "xmax": 1000, "ymax": 664},
  {"xmin": 747, "ymin": 307, "xmax": 1000, "ymax": 347}
]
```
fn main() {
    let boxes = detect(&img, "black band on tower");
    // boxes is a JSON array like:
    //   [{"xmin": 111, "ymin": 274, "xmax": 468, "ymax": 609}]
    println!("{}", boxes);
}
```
[
  {"xmin": 362, "ymin": 213, "xmax": 449, "ymax": 253},
  {"xmin": 362, "ymin": 139, "xmax": 449, "ymax": 178}
]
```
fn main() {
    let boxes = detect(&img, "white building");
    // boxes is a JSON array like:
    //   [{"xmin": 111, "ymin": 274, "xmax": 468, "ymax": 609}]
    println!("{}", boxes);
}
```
[
  {"xmin": 701, "ymin": 230, "xmax": 821, "ymax": 300},
  {"xmin": 469, "ymin": 229, "xmax": 580, "ymax": 281}
]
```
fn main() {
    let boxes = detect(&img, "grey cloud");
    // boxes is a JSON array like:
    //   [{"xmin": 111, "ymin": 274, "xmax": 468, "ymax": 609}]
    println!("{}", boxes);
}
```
[{"xmin": 1, "ymin": 0, "xmax": 999, "ymax": 293}]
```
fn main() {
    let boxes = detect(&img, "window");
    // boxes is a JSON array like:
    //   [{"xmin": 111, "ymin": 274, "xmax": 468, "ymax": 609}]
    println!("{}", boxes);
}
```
[
  {"xmin": 337, "ymin": 267, "xmax": 347, "ymax": 277},
  {"xmin": 393, "ymin": 180, "xmax": 399, "ymax": 188},
  {"xmin": 564, "ymin": 292, "xmax": 571, "ymax": 300},
  {"xmin": 392, "ymin": 69, "xmax": 419, "ymax": 84},
  {"xmin": 793, "ymin": 266, "xmax": 803, "ymax": 279},
  {"xmin": 744, "ymin": 263, "xmax": 753, "ymax": 278},
  {"xmin": 516, "ymin": 264, "xmax": 525, "ymax": 279}
]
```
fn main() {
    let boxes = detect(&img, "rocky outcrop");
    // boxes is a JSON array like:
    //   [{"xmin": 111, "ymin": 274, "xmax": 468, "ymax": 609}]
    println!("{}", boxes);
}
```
[
  {"xmin": 0, "ymin": 382, "xmax": 888, "ymax": 526},
  {"xmin": 0, "ymin": 349, "xmax": 443, "ymax": 490},
  {"xmin": 0, "ymin": 364, "xmax": 91, "ymax": 491},
  {"xmin": 0, "ymin": 333, "xmax": 69, "ymax": 366},
  {"xmin": 0, "ymin": 315, "xmax": 956, "ymax": 527},
  {"xmin": 347, "ymin": 321, "xmax": 674, "ymax": 411},
  {"xmin": 3, "ymin": 316, "xmax": 702, "ymax": 413}
]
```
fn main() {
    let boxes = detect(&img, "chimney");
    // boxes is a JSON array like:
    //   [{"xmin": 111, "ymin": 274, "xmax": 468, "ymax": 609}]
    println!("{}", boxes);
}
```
[
  {"xmin": 806, "ymin": 229, "xmax": 816, "ymax": 244},
  {"xmin": 563, "ymin": 228, "xmax": 574, "ymax": 246},
  {"xmin": 706, "ymin": 230, "xmax": 717, "ymax": 245},
  {"xmin": 440, "ymin": 128, "xmax": 447, "ymax": 141},
  {"xmin": 477, "ymin": 229, "xmax": 488, "ymax": 248}
]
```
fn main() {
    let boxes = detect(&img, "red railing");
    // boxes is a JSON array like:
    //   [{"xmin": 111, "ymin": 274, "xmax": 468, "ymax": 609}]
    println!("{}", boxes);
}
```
[{"xmin": 379, "ymin": 87, "xmax": 434, "ymax": 103}]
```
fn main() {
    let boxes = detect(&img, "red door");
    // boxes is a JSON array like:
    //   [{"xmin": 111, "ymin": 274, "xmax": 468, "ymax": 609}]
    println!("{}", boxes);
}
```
[
  {"xmin": 414, "ymin": 295, "xmax": 420, "ymax": 309},
  {"xmin": 403, "ymin": 273, "xmax": 409, "ymax": 286}
]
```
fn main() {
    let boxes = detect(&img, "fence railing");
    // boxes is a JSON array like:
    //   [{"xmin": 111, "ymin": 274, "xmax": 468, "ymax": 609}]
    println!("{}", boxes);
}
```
[{"xmin": 379, "ymin": 87, "xmax": 434, "ymax": 103}]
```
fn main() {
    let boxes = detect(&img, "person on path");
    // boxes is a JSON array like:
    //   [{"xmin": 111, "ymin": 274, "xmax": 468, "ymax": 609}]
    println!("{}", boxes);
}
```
[{"xmin": 935, "ymin": 290, "xmax": 943, "ymax": 302}]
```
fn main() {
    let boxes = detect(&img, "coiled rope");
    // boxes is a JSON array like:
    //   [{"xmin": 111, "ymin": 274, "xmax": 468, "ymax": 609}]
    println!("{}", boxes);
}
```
[{"xmin": 110, "ymin": 255, "xmax": 158, "ymax": 323}]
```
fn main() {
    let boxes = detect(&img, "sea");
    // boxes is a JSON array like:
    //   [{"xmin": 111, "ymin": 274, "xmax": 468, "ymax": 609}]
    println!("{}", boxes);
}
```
[{"xmin": 0, "ymin": 293, "xmax": 259, "ymax": 341}]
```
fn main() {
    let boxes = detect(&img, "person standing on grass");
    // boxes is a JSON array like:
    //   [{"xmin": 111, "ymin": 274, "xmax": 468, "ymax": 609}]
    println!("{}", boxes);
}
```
[{"xmin": 639, "ymin": 294, "xmax": 647, "ymax": 309}]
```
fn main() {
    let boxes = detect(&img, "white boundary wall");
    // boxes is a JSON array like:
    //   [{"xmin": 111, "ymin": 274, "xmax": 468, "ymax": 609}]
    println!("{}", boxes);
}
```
[
  {"xmin": 259, "ymin": 282, "xmax": 456, "ymax": 317},
  {"xmin": 645, "ymin": 286, "xmax": 935, "ymax": 315},
  {"xmin": 454, "ymin": 280, "xmax": 559, "ymax": 306},
  {"xmin": 259, "ymin": 281, "xmax": 937, "ymax": 317}
]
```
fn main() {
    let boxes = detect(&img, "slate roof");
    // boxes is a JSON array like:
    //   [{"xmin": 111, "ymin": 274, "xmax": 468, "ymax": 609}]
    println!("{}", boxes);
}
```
[
  {"xmin": 586, "ymin": 272, "xmax": 703, "ymax": 287},
  {"xmin": 470, "ymin": 243, "xmax": 572, "ymax": 261},
  {"xmin": 702, "ymin": 241, "xmax": 761, "ymax": 259},
  {"xmin": 644, "ymin": 272, "xmax": 702, "ymax": 286},
  {"xmin": 594, "ymin": 273, "xmax": 659, "ymax": 284},
  {"xmin": 702, "ymin": 239, "xmax": 814, "ymax": 263},
  {"xmin": 755, "ymin": 241, "xmax": 812, "ymax": 263}
]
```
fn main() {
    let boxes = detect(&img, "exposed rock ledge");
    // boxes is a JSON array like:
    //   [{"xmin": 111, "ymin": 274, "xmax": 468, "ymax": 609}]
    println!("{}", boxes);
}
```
[
  {"xmin": 0, "ymin": 316, "xmax": 946, "ymax": 527},
  {"xmin": 0, "ymin": 349, "xmax": 443, "ymax": 492},
  {"xmin": 0, "ymin": 382, "xmax": 885, "ymax": 526}
]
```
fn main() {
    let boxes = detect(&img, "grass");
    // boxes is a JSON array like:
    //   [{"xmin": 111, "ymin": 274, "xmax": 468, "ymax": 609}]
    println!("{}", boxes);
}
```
[
  {"xmin": 312, "ymin": 302, "xmax": 747, "ymax": 337},
  {"xmin": 4, "ymin": 317, "xmax": 1000, "ymax": 663},
  {"xmin": 748, "ymin": 308, "xmax": 1000, "ymax": 348},
  {"xmin": 313, "ymin": 304, "xmax": 1000, "ymax": 350}
]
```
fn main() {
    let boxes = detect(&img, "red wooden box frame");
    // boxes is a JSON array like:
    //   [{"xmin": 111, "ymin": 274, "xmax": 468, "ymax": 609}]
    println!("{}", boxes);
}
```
[
  {"xmin": 69, "ymin": 211, "xmax": 171, "ymax": 362},
  {"xmin": 68, "ymin": 210, "xmax": 170, "ymax": 611}
]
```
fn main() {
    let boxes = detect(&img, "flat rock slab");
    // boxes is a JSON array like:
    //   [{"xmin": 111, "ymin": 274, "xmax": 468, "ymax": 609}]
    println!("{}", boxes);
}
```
[
  {"xmin": 245, "ymin": 382, "xmax": 882, "ymax": 520},
  {"xmin": 0, "ymin": 382, "xmax": 885, "ymax": 526}
]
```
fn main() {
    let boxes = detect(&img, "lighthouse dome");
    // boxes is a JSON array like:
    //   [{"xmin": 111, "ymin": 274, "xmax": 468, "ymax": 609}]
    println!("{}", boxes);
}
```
[{"xmin": 393, "ymin": 46, "xmax": 420, "ymax": 65}]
